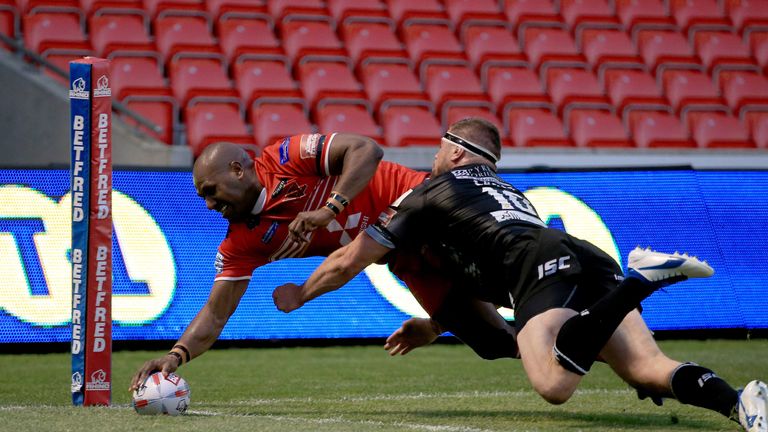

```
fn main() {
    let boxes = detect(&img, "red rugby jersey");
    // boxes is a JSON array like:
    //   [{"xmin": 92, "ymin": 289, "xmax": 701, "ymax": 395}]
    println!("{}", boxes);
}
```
[{"xmin": 214, "ymin": 133, "xmax": 429, "ymax": 280}]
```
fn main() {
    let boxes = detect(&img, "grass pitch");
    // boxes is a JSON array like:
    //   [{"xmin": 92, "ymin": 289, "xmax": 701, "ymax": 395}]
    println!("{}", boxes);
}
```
[{"xmin": 0, "ymin": 339, "xmax": 766, "ymax": 431}]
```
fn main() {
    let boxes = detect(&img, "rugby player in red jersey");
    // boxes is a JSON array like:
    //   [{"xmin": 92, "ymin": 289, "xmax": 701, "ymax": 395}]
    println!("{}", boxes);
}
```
[{"xmin": 129, "ymin": 133, "xmax": 427, "ymax": 391}]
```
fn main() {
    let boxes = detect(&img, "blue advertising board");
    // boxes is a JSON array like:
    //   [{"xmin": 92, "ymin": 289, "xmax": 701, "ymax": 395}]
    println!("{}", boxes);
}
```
[{"xmin": 0, "ymin": 169, "xmax": 766, "ymax": 343}]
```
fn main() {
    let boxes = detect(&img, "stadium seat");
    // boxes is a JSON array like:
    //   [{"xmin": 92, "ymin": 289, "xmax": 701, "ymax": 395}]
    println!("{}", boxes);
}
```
[
  {"xmin": 251, "ymin": 102, "xmax": 314, "ymax": 147},
  {"xmin": 746, "ymin": 112, "xmax": 768, "ymax": 148},
  {"xmin": 443, "ymin": 0, "xmax": 506, "ymax": 38},
  {"xmin": 604, "ymin": 69, "xmax": 668, "ymax": 119},
  {"xmin": 380, "ymin": 105, "xmax": 442, "ymax": 146},
  {"xmin": 80, "ymin": 0, "xmax": 144, "ymax": 18},
  {"xmin": 316, "ymin": 103, "xmax": 382, "ymax": 142},
  {"xmin": 43, "ymin": 50, "xmax": 93, "ymax": 84},
  {"xmin": 206, "ymin": 0, "xmax": 267, "ymax": 23},
  {"xmin": 16, "ymin": 0, "xmax": 79, "ymax": 15},
  {"xmin": 615, "ymin": 0, "xmax": 675, "ymax": 41},
  {"xmin": 669, "ymin": 0, "xmax": 731, "ymax": 38},
  {"xmin": 629, "ymin": 111, "xmax": 695, "ymax": 148},
  {"xmin": 154, "ymin": 15, "xmax": 219, "ymax": 65},
  {"xmin": 327, "ymin": 0, "xmax": 388, "ymax": 26},
  {"xmin": 23, "ymin": 12, "xmax": 90, "ymax": 55},
  {"xmin": 185, "ymin": 102, "xmax": 253, "ymax": 157},
  {"xmin": 233, "ymin": 59, "xmax": 302, "ymax": 111},
  {"xmin": 546, "ymin": 68, "xmax": 611, "ymax": 118},
  {"xmin": 424, "ymin": 64, "xmax": 491, "ymax": 125},
  {"xmin": 297, "ymin": 61, "xmax": 367, "ymax": 111},
  {"xmin": 522, "ymin": 27, "xmax": 586, "ymax": 74},
  {"xmin": 268, "ymin": 0, "xmax": 328, "ymax": 25},
  {"xmin": 0, "ymin": 2, "xmax": 18, "ymax": 49},
  {"xmin": 123, "ymin": 97, "xmax": 177, "ymax": 144},
  {"xmin": 560, "ymin": 0, "xmax": 621, "ymax": 45},
  {"xmin": 663, "ymin": 70, "xmax": 726, "ymax": 116},
  {"xmin": 401, "ymin": 23, "xmax": 466, "ymax": 80},
  {"xmin": 169, "ymin": 57, "xmax": 237, "ymax": 106},
  {"xmin": 281, "ymin": 19, "xmax": 347, "ymax": 66},
  {"xmin": 728, "ymin": 0, "xmax": 768, "ymax": 35},
  {"xmin": 569, "ymin": 110, "xmax": 632, "ymax": 147},
  {"xmin": 694, "ymin": 31, "xmax": 759, "ymax": 81},
  {"xmin": 89, "ymin": 12, "xmax": 154, "ymax": 58},
  {"xmin": 360, "ymin": 62, "xmax": 429, "ymax": 113},
  {"xmin": 218, "ymin": 17, "xmax": 283, "ymax": 66},
  {"xmin": 109, "ymin": 56, "xmax": 169, "ymax": 100},
  {"xmin": 637, "ymin": 30, "xmax": 701, "ymax": 77},
  {"xmin": 689, "ymin": 112, "xmax": 754, "ymax": 148},
  {"xmin": 503, "ymin": 0, "xmax": 562, "ymax": 41},
  {"xmin": 718, "ymin": 71, "xmax": 768, "ymax": 117},
  {"xmin": 385, "ymin": 0, "xmax": 448, "ymax": 29},
  {"xmin": 463, "ymin": 25, "xmax": 526, "ymax": 85},
  {"xmin": 749, "ymin": 31, "xmax": 768, "ymax": 74},
  {"xmin": 342, "ymin": 21, "xmax": 408, "ymax": 68},
  {"xmin": 507, "ymin": 108, "xmax": 571, "ymax": 147},
  {"xmin": 444, "ymin": 106, "xmax": 504, "ymax": 135},
  {"xmin": 142, "ymin": 0, "xmax": 205, "ymax": 20},
  {"xmin": 580, "ymin": 29, "xmax": 643, "ymax": 80},
  {"xmin": 486, "ymin": 66, "xmax": 551, "ymax": 125}
]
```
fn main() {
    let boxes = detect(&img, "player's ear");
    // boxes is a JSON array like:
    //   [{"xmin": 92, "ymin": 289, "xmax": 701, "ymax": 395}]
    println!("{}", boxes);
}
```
[
  {"xmin": 229, "ymin": 160, "xmax": 244, "ymax": 177},
  {"xmin": 450, "ymin": 145, "xmax": 464, "ymax": 162}
]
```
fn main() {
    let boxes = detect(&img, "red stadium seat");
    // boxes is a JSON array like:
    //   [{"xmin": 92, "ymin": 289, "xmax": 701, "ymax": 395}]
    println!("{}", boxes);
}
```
[
  {"xmin": 297, "ymin": 61, "xmax": 367, "ymax": 110},
  {"xmin": 629, "ymin": 111, "xmax": 695, "ymax": 148},
  {"xmin": 206, "ymin": 0, "xmax": 267, "ymax": 23},
  {"xmin": 569, "ymin": 110, "xmax": 632, "ymax": 147},
  {"xmin": 504, "ymin": 0, "xmax": 562, "ymax": 40},
  {"xmin": 23, "ymin": 12, "xmax": 90, "ymax": 55},
  {"xmin": 123, "ymin": 97, "xmax": 177, "ymax": 144},
  {"xmin": 728, "ymin": 0, "xmax": 768, "ymax": 35},
  {"xmin": 749, "ymin": 31, "xmax": 768, "ymax": 74},
  {"xmin": 560, "ymin": 0, "xmax": 620, "ymax": 44},
  {"xmin": 637, "ymin": 30, "xmax": 702, "ymax": 77},
  {"xmin": 507, "ymin": 108, "xmax": 571, "ymax": 147},
  {"xmin": 443, "ymin": 0, "xmax": 506, "ymax": 37},
  {"xmin": 43, "ymin": 50, "xmax": 94, "ymax": 84},
  {"xmin": 251, "ymin": 102, "xmax": 314, "ymax": 147},
  {"xmin": 522, "ymin": 27, "xmax": 586, "ymax": 74},
  {"xmin": 316, "ymin": 103, "xmax": 382, "ymax": 142},
  {"xmin": 342, "ymin": 21, "xmax": 408, "ymax": 68},
  {"xmin": 719, "ymin": 71, "xmax": 768, "ymax": 117},
  {"xmin": 233, "ymin": 59, "xmax": 301, "ymax": 111},
  {"xmin": 89, "ymin": 12, "xmax": 153, "ymax": 58},
  {"xmin": 424, "ymin": 64, "xmax": 490, "ymax": 125},
  {"xmin": 615, "ymin": 0, "xmax": 674, "ymax": 41},
  {"xmin": 281, "ymin": 19, "xmax": 346, "ymax": 66},
  {"xmin": 604, "ymin": 69, "xmax": 667, "ymax": 119},
  {"xmin": 663, "ymin": 70, "xmax": 726, "ymax": 117},
  {"xmin": 463, "ymin": 25, "xmax": 526, "ymax": 84},
  {"xmin": 486, "ymin": 66, "xmax": 551, "ymax": 125},
  {"xmin": 186, "ymin": 102, "xmax": 253, "ymax": 157},
  {"xmin": 746, "ymin": 112, "xmax": 768, "ymax": 148},
  {"xmin": 360, "ymin": 62, "xmax": 429, "ymax": 112},
  {"xmin": 381, "ymin": 105, "xmax": 442, "ymax": 146},
  {"xmin": 670, "ymin": 0, "xmax": 731, "ymax": 39},
  {"xmin": 694, "ymin": 31, "xmax": 759, "ymax": 81},
  {"xmin": 580, "ymin": 29, "xmax": 643, "ymax": 80},
  {"xmin": 546, "ymin": 68, "xmax": 611, "ymax": 118},
  {"xmin": 109, "ymin": 56, "xmax": 169, "ymax": 100},
  {"xmin": 444, "ymin": 106, "xmax": 504, "ymax": 135},
  {"xmin": 154, "ymin": 16, "xmax": 218, "ymax": 65},
  {"xmin": 169, "ymin": 57, "xmax": 237, "ymax": 106},
  {"xmin": 17, "ymin": 0, "xmax": 79, "ymax": 15},
  {"xmin": 327, "ymin": 0, "xmax": 389, "ymax": 26},
  {"xmin": 142, "ymin": 0, "xmax": 205, "ymax": 20},
  {"xmin": 80, "ymin": 0, "xmax": 143, "ymax": 18},
  {"xmin": 689, "ymin": 112, "xmax": 754, "ymax": 148},
  {"xmin": 385, "ymin": 0, "xmax": 448, "ymax": 29},
  {"xmin": 401, "ymin": 23, "xmax": 466, "ymax": 79},
  {"xmin": 268, "ymin": 0, "xmax": 328, "ymax": 24},
  {"xmin": 218, "ymin": 17, "xmax": 282, "ymax": 66},
  {"xmin": 0, "ymin": 1, "xmax": 17, "ymax": 49}
]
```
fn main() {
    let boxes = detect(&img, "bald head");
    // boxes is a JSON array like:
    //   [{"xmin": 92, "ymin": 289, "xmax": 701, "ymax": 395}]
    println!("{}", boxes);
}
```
[{"xmin": 193, "ymin": 142, "xmax": 260, "ymax": 222}]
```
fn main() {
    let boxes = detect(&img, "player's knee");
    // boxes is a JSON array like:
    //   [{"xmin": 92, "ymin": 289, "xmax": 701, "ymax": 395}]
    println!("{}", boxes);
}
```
[{"xmin": 533, "ymin": 381, "xmax": 576, "ymax": 405}]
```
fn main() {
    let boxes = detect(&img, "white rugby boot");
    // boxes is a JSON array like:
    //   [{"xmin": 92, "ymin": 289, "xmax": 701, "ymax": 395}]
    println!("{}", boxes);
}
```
[
  {"xmin": 738, "ymin": 380, "xmax": 768, "ymax": 432},
  {"xmin": 626, "ymin": 247, "xmax": 714, "ymax": 284}
]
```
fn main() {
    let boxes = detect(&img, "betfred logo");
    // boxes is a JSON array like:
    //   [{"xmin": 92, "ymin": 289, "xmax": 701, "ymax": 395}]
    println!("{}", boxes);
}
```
[
  {"xmin": 85, "ymin": 369, "xmax": 109, "ymax": 391},
  {"xmin": 69, "ymin": 77, "xmax": 89, "ymax": 99},
  {"xmin": 94, "ymin": 75, "xmax": 111, "ymax": 98}
]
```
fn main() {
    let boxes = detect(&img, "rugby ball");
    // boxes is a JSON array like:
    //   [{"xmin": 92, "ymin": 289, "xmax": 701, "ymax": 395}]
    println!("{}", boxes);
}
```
[{"xmin": 132, "ymin": 372, "xmax": 190, "ymax": 416}]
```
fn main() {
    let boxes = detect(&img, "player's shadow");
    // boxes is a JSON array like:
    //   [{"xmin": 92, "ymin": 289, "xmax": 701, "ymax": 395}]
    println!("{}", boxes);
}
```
[{"xmin": 403, "ymin": 409, "xmax": 724, "ymax": 430}]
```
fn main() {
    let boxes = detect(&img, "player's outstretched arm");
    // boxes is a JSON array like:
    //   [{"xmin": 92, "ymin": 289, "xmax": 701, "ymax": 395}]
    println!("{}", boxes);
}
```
[
  {"xmin": 274, "ymin": 231, "xmax": 391, "ymax": 312},
  {"xmin": 129, "ymin": 279, "xmax": 249, "ymax": 391},
  {"xmin": 288, "ymin": 133, "xmax": 383, "ymax": 243},
  {"xmin": 384, "ymin": 317, "xmax": 444, "ymax": 356}
]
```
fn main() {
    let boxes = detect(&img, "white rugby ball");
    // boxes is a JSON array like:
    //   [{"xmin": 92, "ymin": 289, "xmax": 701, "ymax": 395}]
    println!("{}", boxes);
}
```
[{"xmin": 132, "ymin": 372, "xmax": 191, "ymax": 416}]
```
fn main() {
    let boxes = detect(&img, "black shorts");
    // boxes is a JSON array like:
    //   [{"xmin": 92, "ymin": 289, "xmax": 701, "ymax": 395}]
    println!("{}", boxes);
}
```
[{"xmin": 508, "ymin": 228, "xmax": 624, "ymax": 331}]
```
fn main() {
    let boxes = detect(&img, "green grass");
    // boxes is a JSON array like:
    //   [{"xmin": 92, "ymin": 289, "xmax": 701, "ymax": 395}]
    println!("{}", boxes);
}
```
[{"xmin": 0, "ymin": 340, "xmax": 766, "ymax": 431}]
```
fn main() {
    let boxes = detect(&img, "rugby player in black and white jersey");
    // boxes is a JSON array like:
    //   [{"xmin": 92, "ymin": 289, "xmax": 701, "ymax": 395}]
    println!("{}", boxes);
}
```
[{"xmin": 272, "ymin": 118, "xmax": 767, "ymax": 431}]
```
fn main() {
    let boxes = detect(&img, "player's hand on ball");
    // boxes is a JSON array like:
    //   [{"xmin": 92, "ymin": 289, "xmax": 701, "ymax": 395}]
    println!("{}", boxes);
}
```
[
  {"xmin": 273, "ymin": 283, "xmax": 305, "ymax": 313},
  {"xmin": 384, "ymin": 317, "xmax": 441, "ymax": 356},
  {"xmin": 288, "ymin": 208, "xmax": 336, "ymax": 243},
  {"xmin": 129, "ymin": 354, "xmax": 180, "ymax": 392}
]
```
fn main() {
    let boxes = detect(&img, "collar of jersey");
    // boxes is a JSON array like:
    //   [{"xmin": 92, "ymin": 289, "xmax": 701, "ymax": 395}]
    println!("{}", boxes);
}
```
[{"xmin": 251, "ymin": 188, "xmax": 267, "ymax": 215}]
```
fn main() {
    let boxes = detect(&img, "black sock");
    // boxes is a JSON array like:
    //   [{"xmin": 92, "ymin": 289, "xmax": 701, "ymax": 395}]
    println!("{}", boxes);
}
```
[
  {"xmin": 670, "ymin": 363, "xmax": 739, "ymax": 418},
  {"xmin": 553, "ymin": 278, "xmax": 659, "ymax": 375}
]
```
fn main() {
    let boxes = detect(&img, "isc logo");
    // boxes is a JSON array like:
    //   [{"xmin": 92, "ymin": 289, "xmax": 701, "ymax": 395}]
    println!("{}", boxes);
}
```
[
  {"xmin": 0, "ymin": 185, "xmax": 176, "ymax": 326},
  {"xmin": 537, "ymin": 256, "xmax": 571, "ymax": 280}
]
